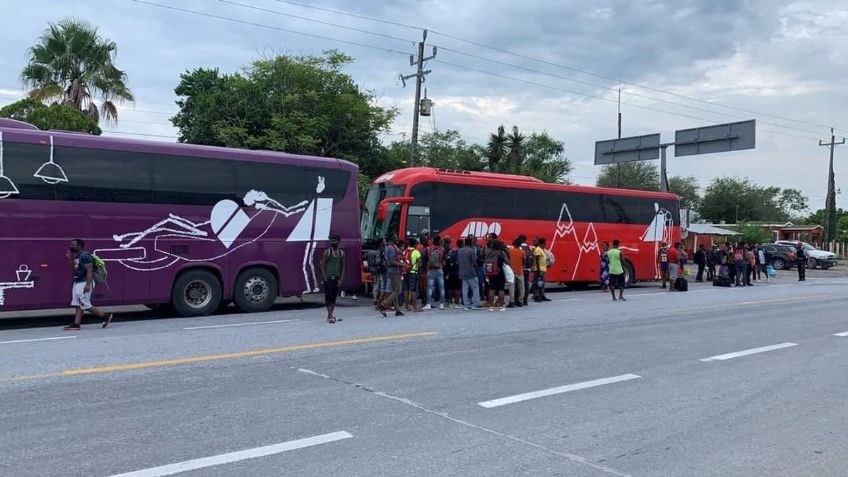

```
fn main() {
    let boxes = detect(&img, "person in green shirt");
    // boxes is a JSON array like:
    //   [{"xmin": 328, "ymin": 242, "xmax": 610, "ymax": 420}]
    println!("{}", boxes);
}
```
[
  {"xmin": 606, "ymin": 239, "xmax": 626, "ymax": 302},
  {"xmin": 405, "ymin": 238, "xmax": 422, "ymax": 312},
  {"xmin": 320, "ymin": 234, "xmax": 345, "ymax": 323}
]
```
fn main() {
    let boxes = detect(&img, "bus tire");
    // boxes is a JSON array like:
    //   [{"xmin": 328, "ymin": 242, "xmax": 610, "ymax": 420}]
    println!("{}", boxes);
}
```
[
  {"xmin": 233, "ymin": 267, "xmax": 278, "ymax": 313},
  {"xmin": 623, "ymin": 261, "xmax": 635, "ymax": 288},
  {"xmin": 172, "ymin": 269, "xmax": 222, "ymax": 317}
]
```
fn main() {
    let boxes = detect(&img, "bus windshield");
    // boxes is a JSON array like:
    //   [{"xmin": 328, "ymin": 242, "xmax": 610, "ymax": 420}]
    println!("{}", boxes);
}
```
[{"xmin": 361, "ymin": 182, "xmax": 404, "ymax": 245}]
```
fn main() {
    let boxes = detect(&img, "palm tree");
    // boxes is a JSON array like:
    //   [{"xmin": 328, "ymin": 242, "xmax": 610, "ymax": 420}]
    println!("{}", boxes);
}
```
[
  {"xmin": 486, "ymin": 125, "xmax": 507, "ymax": 172},
  {"xmin": 21, "ymin": 18, "xmax": 134, "ymax": 124},
  {"xmin": 505, "ymin": 125, "xmax": 525, "ymax": 174}
]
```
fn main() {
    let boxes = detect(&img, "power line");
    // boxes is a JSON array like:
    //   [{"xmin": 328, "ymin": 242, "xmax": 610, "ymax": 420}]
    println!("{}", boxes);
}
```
[
  {"xmin": 132, "ymin": 0, "xmax": 411, "ymax": 57},
  {"xmin": 434, "ymin": 59, "xmax": 823, "ymax": 143},
  {"xmin": 433, "ymin": 46, "xmax": 828, "ymax": 137},
  {"xmin": 219, "ymin": 0, "xmax": 413, "ymax": 45},
  {"xmin": 266, "ymin": 0, "xmax": 844, "ymax": 134}
]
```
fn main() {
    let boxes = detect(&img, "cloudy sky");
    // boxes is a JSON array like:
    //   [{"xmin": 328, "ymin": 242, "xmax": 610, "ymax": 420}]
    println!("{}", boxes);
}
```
[{"xmin": 1, "ymin": 0, "xmax": 846, "ymax": 210}]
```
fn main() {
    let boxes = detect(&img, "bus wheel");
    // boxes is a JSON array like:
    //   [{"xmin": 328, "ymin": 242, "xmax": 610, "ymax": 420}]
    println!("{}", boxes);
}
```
[
  {"xmin": 623, "ymin": 261, "xmax": 635, "ymax": 288},
  {"xmin": 172, "ymin": 269, "xmax": 222, "ymax": 317},
  {"xmin": 234, "ymin": 267, "xmax": 278, "ymax": 313}
]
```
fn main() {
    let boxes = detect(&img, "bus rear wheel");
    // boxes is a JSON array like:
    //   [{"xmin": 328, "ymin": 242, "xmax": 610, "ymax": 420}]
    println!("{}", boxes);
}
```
[
  {"xmin": 234, "ymin": 267, "xmax": 278, "ymax": 313},
  {"xmin": 623, "ymin": 261, "xmax": 635, "ymax": 288},
  {"xmin": 172, "ymin": 269, "xmax": 222, "ymax": 317}
]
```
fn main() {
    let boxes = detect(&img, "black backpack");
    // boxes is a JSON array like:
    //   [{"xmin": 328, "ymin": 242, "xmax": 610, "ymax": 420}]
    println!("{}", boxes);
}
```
[
  {"xmin": 522, "ymin": 245, "xmax": 533, "ymax": 270},
  {"xmin": 445, "ymin": 249, "xmax": 459, "ymax": 273},
  {"xmin": 367, "ymin": 249, "xmax": 387, "ymax": 274},
  {"xmin": 674, "ymin": 276, "xmax": 688, "ymax": 292}
]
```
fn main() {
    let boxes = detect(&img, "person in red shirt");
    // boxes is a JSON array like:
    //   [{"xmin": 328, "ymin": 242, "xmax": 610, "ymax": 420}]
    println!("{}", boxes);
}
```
[{"xmin": 666, "ymin": 243, "xmax": 681, "ymax": 292}]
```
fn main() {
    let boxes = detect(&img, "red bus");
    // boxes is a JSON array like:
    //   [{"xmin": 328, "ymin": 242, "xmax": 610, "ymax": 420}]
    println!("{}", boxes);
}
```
[{"xmin": 360, "ymin": 167, "xmax": 681, "ymax": 287}]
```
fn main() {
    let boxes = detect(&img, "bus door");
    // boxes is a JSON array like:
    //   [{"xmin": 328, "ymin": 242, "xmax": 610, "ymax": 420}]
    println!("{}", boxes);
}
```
[{"xmin": 405, "ymin": 205, "xmax": 430, "ymax": 239}]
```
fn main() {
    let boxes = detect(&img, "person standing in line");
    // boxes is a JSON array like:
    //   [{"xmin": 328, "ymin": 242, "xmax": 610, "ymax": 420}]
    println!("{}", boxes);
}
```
[
  {"xmin": 64, "ymin": 239, "xmax": 114, "ymax": 330},
  {"xmin": 606, "ymin": 239, "xmax": 626, "ymax": 301},
  {"xmin": 519, "ymin": 235, "xmax": 532, "ymax": 306},
  {"xmin": 444, "ymin": 237, "xmax": 462, "ymax": 308},
  {"xmin": 795, "ymin": 243, "xmax": 807, "ymax": 281},
  {"xmin": 657, "ymin": 242, "xmax": 670, "ymax": 289},
  {"xmin": 745, "ymin": 243, "xmax": 756, "ymax": 286},
  {"xmin": 726, "ymin": 242, "xmax": 737, "ymax": 285},
  {"xmin": 666, "ymin": 242, "xmax": 681, "ymax": 292},
  {"xmin": 404, "ymin": 238, "xmax": 421, "ymax": 312},
  {"xmin": 424, "ymin": 235, "xmax": 446, "ymax": 310},
  {"xmin": 320, "ymin": 234, "xmax": 345, "ymax": 323},
  {"xmin": 599, "ymin": 242, "xmax": 611, "ymax": 292},
  {"xmin": 371, "ymin": 238, "xmax": 388, "ymax": 310},
  {"xmin": 757, "ymin": 244, "xmax": 769, "ymax": 283},
  {"xmin": 458, "ymin": 236, "xmax": 481, "ymax": 310},
  {"xmin": 484, "ymin": 241, "xmax": 508, "ymax": 311},
  {"xmin": 379, "ymin": 235, "xmax": 405, "ymax": 317},
  {"xmin": 508, "ymin": 238, "xmax": 526, "ymax": 307},
  {"xmin": 533, "ymin": 237, "xmax": 550, "ymax": 302},
  {"xmin": 694, "ymin": 244, "xmax": 707, "ymax": 283}
]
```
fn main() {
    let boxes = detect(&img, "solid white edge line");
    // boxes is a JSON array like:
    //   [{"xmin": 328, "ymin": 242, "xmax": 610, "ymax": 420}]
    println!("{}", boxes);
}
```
[
  {"xmin": 834, "ymin": 332, "xmax": 848, "ymax": 337},
  {"xmin": 107, "ymin": 431, "xmax": 353, "ymax": 477},
  {"xmin": 478, "ymin": 374, "xmax": 641, "ymax": 409},
  {"xmin": 0, "ymin": 336, "xmax": 77, "ymax": 345},
  {"xmin": 699, "ymin": 342, "xmax": 798, "ymax": 362},
  {"xmin": 182, "ymin": 319, "xmax": 299, "ymax": 330}
]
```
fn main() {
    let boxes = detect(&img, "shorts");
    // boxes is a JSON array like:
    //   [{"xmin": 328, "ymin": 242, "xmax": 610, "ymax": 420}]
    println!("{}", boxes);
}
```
[
  {"xmin": 487, "ymin": 274, "xmax": 506, "ymax": 291},
  {"xmin": 324, "ymin": 278, "xmax": 339, "ymax": 306},
  {"xmin": 446, "ymin": 273, "xmax": 461, "ymax": 291},
  {"xmin": 667, "ymin": 263, "xmax": 680, "ymax": 280},
  {"xmin": 404, "ymin": 272, "xmax": 418, "ymax": 292},
  {"xmin": 660, "ymin": 262, "xmax": 669, "ymax": 272},
  {"xmin": 609, "ymin": 273, "xmax": 625, "ymax": 289},
  {"xmin": 71, "ymin": 281, "xmax": 93, "ymax": 309}
]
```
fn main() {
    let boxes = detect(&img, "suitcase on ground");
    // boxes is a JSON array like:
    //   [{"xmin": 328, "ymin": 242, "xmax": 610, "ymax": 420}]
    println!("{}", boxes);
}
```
[{"xmin": 674, "ymin": 276, "xmax": 688, "ymax": 292}]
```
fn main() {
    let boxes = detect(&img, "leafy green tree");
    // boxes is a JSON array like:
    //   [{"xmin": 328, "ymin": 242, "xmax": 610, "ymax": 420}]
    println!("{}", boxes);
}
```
[
  {"xmin": 522, "ymin": 132, "xmax": 572, "ymax": 184},
  {"xmin": 737, "ymin": 222, "xmax": 773, "ymax": 245},
  {"xmin": 596, "ymin": 161, "xmax": 660, "ymax": 190},
  {"xmin": 700, "ymin": 177, "xmax": 807, "ymax": 223},
  {"xmin": 415, "ymin": 129, "xmax": 485, "ymax": 171},
  {"xmin": 0, "ymin": 97, "xmax": 101, "ymax": 134},
  {"xmin": 21, "ymin": 18, "xmax": 133, "ymax": 123},
  {"xmin": 172, "ymin": 50, "xmax": 396, "ymax": 169},
  {"xmin": 667, "ymin": 175, "xmax": 701, "ymax": 210},
  {"xmin": 807, "ymin": 208, "xmax": 848, "ymax": 242}
]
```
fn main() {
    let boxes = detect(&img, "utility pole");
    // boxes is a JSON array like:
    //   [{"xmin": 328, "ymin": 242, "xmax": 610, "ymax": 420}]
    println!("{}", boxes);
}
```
[
  {"xmin": 399, "ymin": 29, "xmax": 436, "ymax": 167},
  {"xmin": 616, "ymin": 82, "xmax": 622, "ymax": 187},
  {"xmin": 819, "ymin": 127, "xmax": 845, "ymax": 247}
]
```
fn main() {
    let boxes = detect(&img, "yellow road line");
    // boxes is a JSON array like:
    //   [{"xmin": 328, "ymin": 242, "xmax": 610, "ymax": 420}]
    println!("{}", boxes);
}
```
[{"xmin": 0, "ymin": 331, "xmax": 438, "ymax": 383}]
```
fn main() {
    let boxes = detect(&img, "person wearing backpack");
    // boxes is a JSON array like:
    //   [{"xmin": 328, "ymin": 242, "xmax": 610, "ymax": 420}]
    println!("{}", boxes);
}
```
[
  {"xmin": 532, "ymin": 237, "xmax": 551, "ymax": 302},
  {"xmin": 63, "ymin": 239, "xmax": 114, "ymax": 330},
  {"xmin": 424, "ymin": 236, "xmax": 446, "ymax": 310},
  {"xmin": 519, "ymin": 235, "xmax": 533, "ymax": 306},
  {"xmin": 732, "ymin": 243, "xmax": 746, "ymax": 287},
  {"xmin": 444, "ymin": 237, "xmax": 462, "ymax": 308},
  {"xmin": 370, "ymin": 238, "xmax": 388, "ymax": 309}
]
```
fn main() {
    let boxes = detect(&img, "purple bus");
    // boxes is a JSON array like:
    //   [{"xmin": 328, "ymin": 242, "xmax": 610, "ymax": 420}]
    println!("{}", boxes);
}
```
[{"xmin": 0, "ymin": 119, "xmax": 361, "ymax": 316}]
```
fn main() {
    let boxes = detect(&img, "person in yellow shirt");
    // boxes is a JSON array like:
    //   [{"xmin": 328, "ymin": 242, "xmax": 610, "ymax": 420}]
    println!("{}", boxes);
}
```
[
  {"xmin": 532, "ymin": 237, "xmax": 550, "ymax": 302},
  {"xmin": 404, "ymin": 238, "xmax": 422, "ymax": 312},
  {"xmin": 606, "ymin": 239, "xmax": 626, "ymax": 302}
]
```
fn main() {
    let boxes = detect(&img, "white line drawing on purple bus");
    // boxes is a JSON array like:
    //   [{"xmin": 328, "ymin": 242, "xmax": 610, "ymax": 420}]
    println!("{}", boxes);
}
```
[
  {"xmin": 641, "ymin": 202, "xmax": 674, "ymax": 279},
  {"xmin": 33, "ymin": 136, "xmax": 68, "ymax": 184},
  {"xmin": 286, "ymin": 176, "xmax": 333, "ymax": 294},
  {"xmin": 0, "ymin": 131, "xmax": 20, "ymax": 199},
  {"xmin": 0, "ymin": 265, "xmax": 35, "ymax": 306},
  {"xmin": 94, "ymin": 177, "xmax": 330, "ymax": 295}
]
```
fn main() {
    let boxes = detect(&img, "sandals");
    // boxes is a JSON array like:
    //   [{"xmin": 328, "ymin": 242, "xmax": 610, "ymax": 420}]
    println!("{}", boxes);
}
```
[{"xmin": 327, "ymin": 317, "xmax": 336, "ymax": 324}]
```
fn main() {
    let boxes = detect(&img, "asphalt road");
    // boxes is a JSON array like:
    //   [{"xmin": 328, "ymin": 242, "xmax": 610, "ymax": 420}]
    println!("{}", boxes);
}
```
[{"xmin": 1, "ymin": 273, "xmax": 847, "ymax": 477}]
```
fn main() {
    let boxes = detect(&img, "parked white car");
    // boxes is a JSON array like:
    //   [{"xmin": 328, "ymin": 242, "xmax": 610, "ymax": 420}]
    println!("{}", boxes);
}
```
[{"xmin": 775, "ymin": 240, "xmax": 838, "ymax": 269}]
